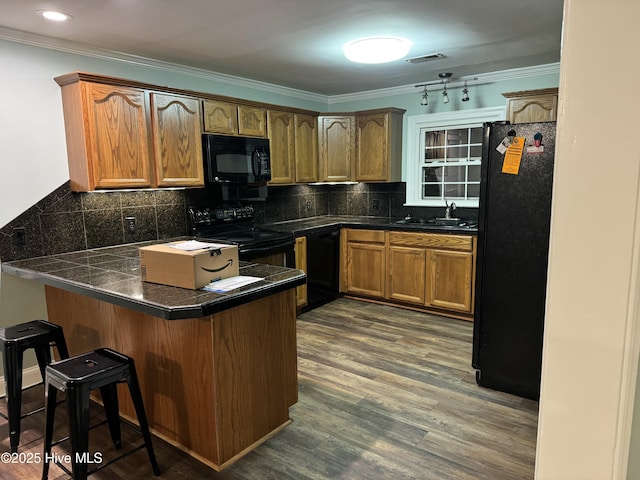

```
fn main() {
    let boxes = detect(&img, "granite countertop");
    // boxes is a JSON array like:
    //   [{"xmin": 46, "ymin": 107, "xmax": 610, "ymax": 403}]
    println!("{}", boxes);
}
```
[
  {"xmin": 1, "ymin": 240, "xmax": 305, "ymax": 320},
  {"xmin": 267, "ymin": 215, "xmax": 478, "ymax": 235}
]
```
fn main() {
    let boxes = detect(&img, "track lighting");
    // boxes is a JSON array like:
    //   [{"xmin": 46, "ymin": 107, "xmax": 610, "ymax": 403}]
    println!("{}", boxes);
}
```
[
  {"xmin": 415, "ymin": 72, "xmax": 475, "ymax": 106},
  {"xmin": 440, "ymin": 72, "xmax": 451, "ymax": 104},
  {"xmin": 420, "ymin": 86, "xmax": 428, "ymax": 105},
  {"xmin": 462, "ymin": 81, "xmax": 470, "ymax": 102}
]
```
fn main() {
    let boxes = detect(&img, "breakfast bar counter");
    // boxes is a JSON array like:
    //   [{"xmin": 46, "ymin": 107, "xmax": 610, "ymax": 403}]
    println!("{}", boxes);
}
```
[
  {"xmin": 1, "ymin": 239, "xmax": 305, "ymax": 320},
  {"xmin": 1, "ymin": 240, "xmax": 305, "ymax": 471}
]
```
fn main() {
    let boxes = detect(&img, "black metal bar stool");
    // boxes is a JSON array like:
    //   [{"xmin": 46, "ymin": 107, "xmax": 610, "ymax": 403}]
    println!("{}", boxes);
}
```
[
  {"xmin": 0, "ymin": 319, "xmax": 69, "ymax": 453},
  {"xmin": 42, "ymin": 347, "xmax": 160, "ymax": 480}
]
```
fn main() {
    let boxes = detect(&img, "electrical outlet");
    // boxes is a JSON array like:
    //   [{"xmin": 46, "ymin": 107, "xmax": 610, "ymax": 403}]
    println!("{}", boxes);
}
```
[
  {"xmin": 372, "ymin": 199, "xmax": 379, "ymax": 210},
  {"xmin": 13, "ymin": 227, "xmax": 26, "ymax": 246},
  {"xmin": 125, "ymin": 216, "xmax": 136, "ymax": 234}
]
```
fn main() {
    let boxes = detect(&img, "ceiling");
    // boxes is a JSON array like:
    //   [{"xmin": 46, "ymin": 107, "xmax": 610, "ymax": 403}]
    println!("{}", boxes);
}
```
[{"xmin": 0, "ymin": 0, "xmax": 564, "ymax": 96}]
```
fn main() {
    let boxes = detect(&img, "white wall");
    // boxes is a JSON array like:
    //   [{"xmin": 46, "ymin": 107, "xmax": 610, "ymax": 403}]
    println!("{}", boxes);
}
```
[
  {"xmin": 535, "ymin": 1, "xmax": 640, "ymax": 478},
  {"xmin": 0, "ymin": 43, "xmax": 70, "ymax": 225}
]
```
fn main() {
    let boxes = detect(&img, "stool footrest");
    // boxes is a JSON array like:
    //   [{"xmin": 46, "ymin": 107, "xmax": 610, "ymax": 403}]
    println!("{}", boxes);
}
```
[
  {"xmin": 51, "ymin": 418, "xmax": 109, "ymax": 447},
  {"xmin": 0, "ymin": 398, "xmax": 65, "ymax": 421}
]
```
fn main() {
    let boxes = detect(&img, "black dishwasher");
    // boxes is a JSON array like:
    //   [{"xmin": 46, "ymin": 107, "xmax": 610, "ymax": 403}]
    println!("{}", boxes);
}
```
[{"xmin": 304, "ymin": 228, "xmax": 340, "ymax": 311}]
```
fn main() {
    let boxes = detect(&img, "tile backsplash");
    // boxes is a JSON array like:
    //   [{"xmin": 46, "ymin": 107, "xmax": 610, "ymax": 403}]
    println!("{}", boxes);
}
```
[{"xmin": 0, "ymin": 181, "xmax": 476, "ymax": 262}]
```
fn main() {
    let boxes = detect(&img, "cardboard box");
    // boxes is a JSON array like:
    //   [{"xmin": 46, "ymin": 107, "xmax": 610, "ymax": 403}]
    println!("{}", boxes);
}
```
[{"xmin": 139, "ymin": 241, "xmax": 239, "ymax": 289}]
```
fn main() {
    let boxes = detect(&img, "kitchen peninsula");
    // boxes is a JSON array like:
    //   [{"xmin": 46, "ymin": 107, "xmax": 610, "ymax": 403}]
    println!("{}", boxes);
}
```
[{"xmin": 1, "ymin": 240, "xmax": 305, "ymax": 471}]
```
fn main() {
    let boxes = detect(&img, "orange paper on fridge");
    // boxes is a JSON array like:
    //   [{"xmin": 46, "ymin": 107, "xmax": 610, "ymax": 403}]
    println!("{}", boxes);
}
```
[{"xmin": 139, "ymin": 240, "xmax": 239, "ymax": 289}]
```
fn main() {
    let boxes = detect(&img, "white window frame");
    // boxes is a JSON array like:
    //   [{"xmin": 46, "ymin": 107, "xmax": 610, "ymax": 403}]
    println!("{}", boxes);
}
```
[{"xmin": 405, "ymin": 106, "xmax": 506, "ymax": 207}]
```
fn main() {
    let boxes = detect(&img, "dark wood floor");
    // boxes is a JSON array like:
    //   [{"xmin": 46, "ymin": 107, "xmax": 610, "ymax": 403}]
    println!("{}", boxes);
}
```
[{"xmin": 0, "ymin": 298, "xmax": 538, "ymax": 479}]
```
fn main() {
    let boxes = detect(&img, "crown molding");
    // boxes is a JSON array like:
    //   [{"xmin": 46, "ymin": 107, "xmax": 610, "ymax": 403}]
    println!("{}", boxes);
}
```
[
  {"xmin": 328, "ymin": 63, "xmax": 561, "ymax": 104},
  {"xmin": 0, "ymin": 27, "xmax": 559, "ymax": 107},
  {"xmin": 0, "ymin": 27, "xmax": 328, "ymax": 104}
]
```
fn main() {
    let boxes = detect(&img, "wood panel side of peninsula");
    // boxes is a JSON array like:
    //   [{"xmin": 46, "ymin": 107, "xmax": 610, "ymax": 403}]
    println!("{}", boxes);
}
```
[{"xmin": 44, "ymin": 286, "xmax": 298, "ymax": 471}]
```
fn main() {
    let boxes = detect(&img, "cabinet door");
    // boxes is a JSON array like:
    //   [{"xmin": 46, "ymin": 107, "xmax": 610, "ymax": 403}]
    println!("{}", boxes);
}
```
[
  {"xmin": 294, "ymin": 114, "xmax": 318, "ymax": 183},
  {"xmin": 295, "ymin": 236, "xmax": 308, "ymax": 308},
  {"xmin": 202, "ymin": 100, "xmax": 238, "ymax": 134},
  {"xmin": 238, "ymin": 105, "xmax": 267, "ymax": 137},
  {"xmin": 150, "ymin": 93, "xmax": 204, "ymax": 187},
  {"xmin": 426, "ymin": 249, "xmax": 473, "ymax": 312},
  {"xmin": 268, "ymin": 110, "xmax": 296, "ymax": 184},
  {"xmin": 387, "ymin": 245, "xmax": 426, "ymax": 304},
  {"xmin": 346, "ymin": 242, "xmax": 386, "ymax": 298},
  {"xmin": 319, "ymin": 116, "xmax": 354, "ymax": 182},
  {"xmin": 355, "ymin": 113, "xmax": 388, "ymax": 181},
  {"xmin": 504, "ymin": 88, "xmax": 558, "ymax": 124},
  {"xmin": 83, "ymin": 83, "xmax": 152, "ymax": 189}
]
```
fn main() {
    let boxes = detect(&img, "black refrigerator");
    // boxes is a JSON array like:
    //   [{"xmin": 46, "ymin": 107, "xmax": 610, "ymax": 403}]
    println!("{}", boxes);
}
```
[{"xmin": 472, "ymin": 121, "xmax": 556, "ymax": 400}]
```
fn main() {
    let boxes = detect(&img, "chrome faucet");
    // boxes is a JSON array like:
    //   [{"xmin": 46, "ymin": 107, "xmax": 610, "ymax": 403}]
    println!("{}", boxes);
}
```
[{"xmin": 445, "ymin": 200, "xmax": 456, "ymax": 219}]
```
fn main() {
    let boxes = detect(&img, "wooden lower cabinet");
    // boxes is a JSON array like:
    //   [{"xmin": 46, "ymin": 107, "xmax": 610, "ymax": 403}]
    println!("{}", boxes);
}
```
[
  {"xmin": 295, "ymin": 236, "xmax": 308, "ymax": 308},
  {"xmin": 426, "ymin": 248, "xmax": 474, "ymax": 312},
  {"xmin": 343, "ymin": 229, "xmax": 386, "ymax": 298},
  {"xmin": 343, "ymin": 229, "xmax": 476, "ymax": 318},
  {"xmin": 387, "ymin": 245, "xmax": 426, "ymax": 304}
]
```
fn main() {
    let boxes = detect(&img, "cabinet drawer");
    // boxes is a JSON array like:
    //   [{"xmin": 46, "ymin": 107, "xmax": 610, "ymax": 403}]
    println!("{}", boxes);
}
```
[
  {"xmin": 346, "ymin": 229, "xmax": 385, "ymax": 244},
  {"xmin": 389, "ymin": 231, "xmax": 473, "ymax": 251}
]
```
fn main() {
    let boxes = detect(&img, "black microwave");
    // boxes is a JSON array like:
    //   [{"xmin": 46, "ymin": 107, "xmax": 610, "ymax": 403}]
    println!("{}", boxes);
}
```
[{"xmin": 202, "ymin": 134, "xmax": 271, "ymax": 184}]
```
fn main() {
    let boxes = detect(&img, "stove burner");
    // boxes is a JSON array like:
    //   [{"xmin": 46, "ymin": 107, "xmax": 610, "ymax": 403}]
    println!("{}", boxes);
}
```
[{"xmin": 188, "ymin": 205, "xmax": 294, "ymax": 259}]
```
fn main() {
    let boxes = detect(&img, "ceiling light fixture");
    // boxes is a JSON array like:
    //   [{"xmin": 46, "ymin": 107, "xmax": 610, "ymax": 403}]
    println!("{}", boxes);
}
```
[
  {"xmin": 440, "ymin": 73, "xmax": 451, "ymax": 104},
  {"xmin": 415, "ymin": 72, "xmax": 476, "ymax": 106},
  {"xmin": 420, "ymin": 86, "xmax": 428, "ymax": 106},
  {"xmin": 342, "ymin": 36, "xmax": 412, "ymax": 64},
  {"xmin": 461, "ymin": 81, "xmax": 470, "ymax": 102},
  {"xmin": 37, "ymin": 10, "xmax": 72, "ymax": 22}
]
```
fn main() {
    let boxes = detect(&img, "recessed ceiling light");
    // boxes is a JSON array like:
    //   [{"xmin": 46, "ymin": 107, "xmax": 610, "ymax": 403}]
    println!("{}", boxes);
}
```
[
  {"xmin": 37, "ymin": 10, "xmax": 72, "ymax": 22},
  {"xmin": 343, "ymin": 36, "xmax": 412, "ymax": 64}
]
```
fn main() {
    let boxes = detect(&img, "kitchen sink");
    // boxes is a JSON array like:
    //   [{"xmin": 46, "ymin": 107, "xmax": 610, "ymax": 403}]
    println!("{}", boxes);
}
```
[
  {"xmin": 432, "ymin": 217, "xmax": 462, "ymax": 226},
  {"xmin": 393, "ymin": 217, "xmax": 478, "ymax": 229}
]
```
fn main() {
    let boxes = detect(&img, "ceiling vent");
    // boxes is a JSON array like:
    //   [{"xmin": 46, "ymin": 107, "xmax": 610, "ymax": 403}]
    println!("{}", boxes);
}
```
[{"xmin": 405, "ymin": 53, "xmax": 445, "ymax": 64}]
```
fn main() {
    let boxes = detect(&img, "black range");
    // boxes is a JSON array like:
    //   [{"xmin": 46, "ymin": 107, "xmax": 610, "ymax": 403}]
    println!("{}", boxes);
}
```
[{"xmin": 188, "ymin": 205, "xmax": 296, "ymax": 267}]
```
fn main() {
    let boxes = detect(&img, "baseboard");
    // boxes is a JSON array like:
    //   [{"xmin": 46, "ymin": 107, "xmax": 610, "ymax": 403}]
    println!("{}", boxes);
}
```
[{"xmin": 0, "ymin": 366, "xmax": 43, "ymax": 398}]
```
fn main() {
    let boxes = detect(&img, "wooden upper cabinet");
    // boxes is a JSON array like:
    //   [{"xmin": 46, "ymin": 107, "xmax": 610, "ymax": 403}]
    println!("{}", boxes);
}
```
[
  {"xmin": 355, "ymin": 108, "xmax": 404, "ymax": 182},
  {"xmin": 294, "ymin": 114, "xmax": 318, "ymax": 183},
  {"xmin": 503, "ymin": 88, "xmax": 559, "ymax": 124},
  {"xmin": 202, "ymin": 99, "xmax": 238, "ymax": 135},
  {"xmin": 238, "ymin": 105, "xmax": 267, "ymax": 137},
  {"xmin": 319, "ymin": 116, "xmax": 355, "ymax": 182},
  {"xmin": 267, "ymin": 110, "xmax": 296, "ymax": 184},
  {"xmin": 203, "ymin": 101, "xmax": 267, "ymax": 137},
  {"xmin": 150, "ymin": 93, "xmax": 204, "ymax": 187},
  {"xmin": 56, "ymin": 72, "xmax": 207, "ymax": 191},
  {"xmin": 57, "ymin": 79, "xmax": 153, "ymax": 191}
]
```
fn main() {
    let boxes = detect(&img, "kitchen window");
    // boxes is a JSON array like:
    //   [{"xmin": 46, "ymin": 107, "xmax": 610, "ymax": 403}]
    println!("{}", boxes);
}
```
[{"xmin": 405, "ymin": 107, "xmax": 506, "ymax": 207}]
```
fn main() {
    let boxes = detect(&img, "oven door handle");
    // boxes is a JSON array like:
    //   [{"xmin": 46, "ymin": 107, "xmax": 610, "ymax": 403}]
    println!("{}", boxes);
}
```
[{"xmin": 239, "ymin": 238, "xmax": 295, "ymax": 256}]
